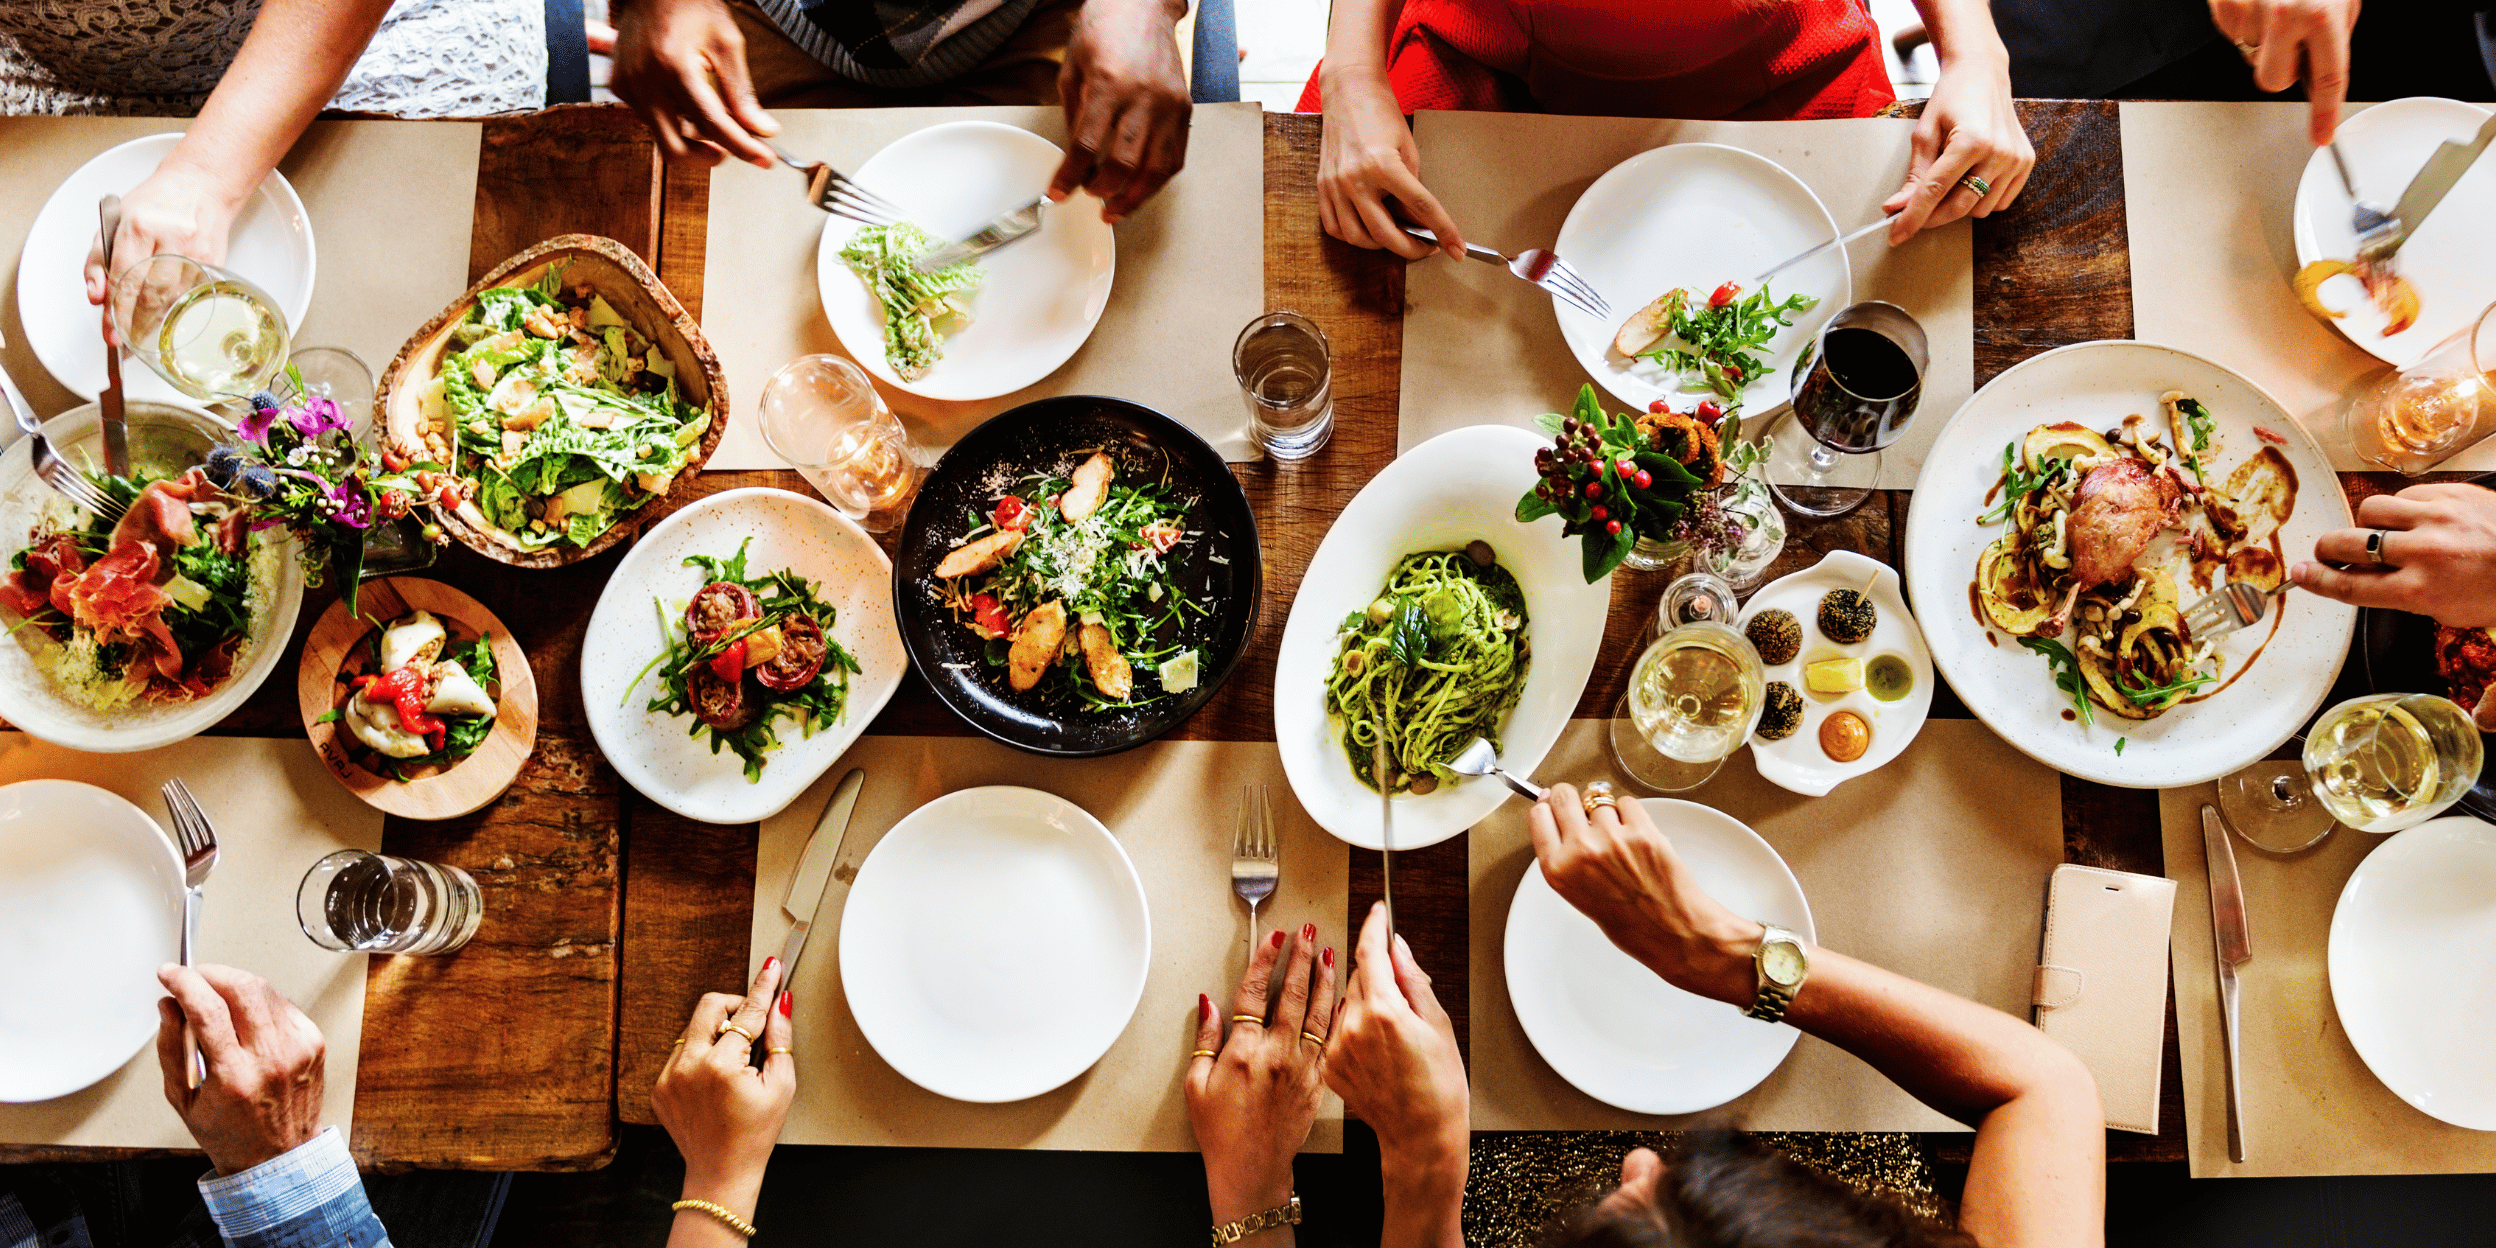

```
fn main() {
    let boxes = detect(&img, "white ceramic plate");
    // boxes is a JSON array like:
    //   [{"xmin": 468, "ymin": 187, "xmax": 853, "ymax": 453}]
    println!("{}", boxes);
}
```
[
  {"xmin": 2329, "ymin": 815, "xmax": 2496, "ymax": 1130},
  {"xmin": 1506, "ymin": 798, "xmax": 1812, "ymax": 1114},
  {"xmin": 1274, "ymin": 425, "xmax": 1611, "ymax": 850},
  {"xmin": 2293, "ymin": 98, "xmax": 2496, "ymax": 366},
  {"xmin": 17, "ymin": 132, "xmax": 316, "ymax": 403},
  {"xmin": 815, "ymin": 121, "xmax": 1116, "ymax": 401},
  {"xmin": 1553, "ymin": 143, "xmax": 1851, "ymax": 416},
  {"xmin": 1736, "ymin": 549, "xmax": 1934, "ymax": 797},
  {"xmin": 0, "ymin": 403, "xmax": 304, "ymax": 753},
  {"xmin": 0, "ymin": 779, "xmax": 183, "ymax": 1101},
  {"xmin": 1903, "ymin": 341, "xmax": 2355, "ymax": 788},
  {"xmin": 841, "ymin": 786, "xmax": 1150, "ymax": 1102},
  {"xmin": 580, "ymin": 488, "xmax": 907, "ymax": 824}
]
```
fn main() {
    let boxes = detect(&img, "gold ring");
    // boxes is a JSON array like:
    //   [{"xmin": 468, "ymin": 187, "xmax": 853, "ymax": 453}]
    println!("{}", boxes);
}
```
[
  {"xmin": 2234, "ymin": 40, "xmax": 2259, "ymax": 62},
  {"xmin": 1191, "ymin": 1049, "xmax": 1218, "ymax": 1059},
  {"xmin": 766, "ymin": 1046, "xmax": 792, "ymax": 1055},
  {"xmin": 671, "ymin": 1038, "xmax": 687, "ymax": 1048},
  {"xmin": 1230, "ymin": 1014, "xmax": 1263, "ymax": 1025},
  {"xmin": 1301, "ymin": 1031, "xmax": 1324, "ymax": 1047},
  {"xmin": 715, "ymin": 1021, "xmax": 756, "ymax": 1044},
  {"xmin": 1958, "ymin": 173, "xmax": 1991, "ymax": 198}
]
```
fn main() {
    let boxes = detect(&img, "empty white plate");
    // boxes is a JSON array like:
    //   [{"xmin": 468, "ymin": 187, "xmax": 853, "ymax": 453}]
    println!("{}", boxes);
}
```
[
  {"xmin": 840, "ymin": 787, "xmax": 1150, "ymax": 1102},
  {"xmin": 1552, "ymin": 143, "xmax": 1850, "ymax": 416},
  {"xmin": 1504, "ymin": 798, "xmax": 1814, "ymax": 1115},
  {"xmin": 17, "ymin": 132, "xmax": 316, "ymax": 403},
  {"xmin": 2292, "ymin": 97, "xmax": 2496, "ymax": 367},
  {"xmin": 580, "ymin": 488, "xmax": 907, "ymax": 825},
  {"xmin": 0, "ymin": 779, "xmax": 183, "ymax": 1102},
  {"xmin": 2329, "ymin": 815, "xmax": 2496, "ymax": 1130},
  {"xmin": 815, "ymin": 121, "xmax": 1116, "ymax": 401}
]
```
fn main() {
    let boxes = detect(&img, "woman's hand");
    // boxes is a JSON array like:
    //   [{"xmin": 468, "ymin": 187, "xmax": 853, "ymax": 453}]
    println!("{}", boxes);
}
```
[
  {"xmin": 1315, "ymin": 69, "xmax": 1462, "ymax": 262},
  {"xmin": 1882, "ymin": 27, "xmax": 2033, "ymax": 242},
  {"xmin": 1048, "ymin": 0, "xmax": 1192, "ymax": 224},
  {"xmin": 653, "ymin": 956, "xmax": 794, "ymax": 1233},
  {"xmin": 2210, "ymin": 0, "xmax": 2360, "ymax": 146},
  {"xmin": 1323, "ymin": 902, "xmax": 1466, "ymax": 1248},
  {"xmin": 1528, "ymin": 784, "xmax": 1762, "ymax": 1007},
  {"xmin": 1187, "ymin": 923, "xmax": 1337, "ymax": 1229},
  {"xmin": 611, "ymin": 0, "xmax": 781, "ymax": 168},
  {"xmin": 2296, "ymin": 484, "xmax": 2496, "ymax": 639},
  {"xmin": 84, "ymin": 161, "xmax": 244, "ymax": 309}
]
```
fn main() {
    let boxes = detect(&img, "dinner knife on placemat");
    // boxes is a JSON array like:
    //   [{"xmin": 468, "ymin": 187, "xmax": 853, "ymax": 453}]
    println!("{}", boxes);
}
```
[
  {"xmin": 777, "ymin": 768, "xmax": 866, "ymax": 987},
  {"xmin": 2201, "ymin": 803, "xmax": 2252, "ymax": 1163}
]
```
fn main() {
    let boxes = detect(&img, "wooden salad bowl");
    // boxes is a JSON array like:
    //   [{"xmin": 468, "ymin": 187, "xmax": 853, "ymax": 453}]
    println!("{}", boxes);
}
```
[
  {"xmin": 298, "ymin": 577, "xmax": 539, "ymax": 820},
  {"xmin": 374, "ymin": 234, "xmax": 728, "ymax": 569}
]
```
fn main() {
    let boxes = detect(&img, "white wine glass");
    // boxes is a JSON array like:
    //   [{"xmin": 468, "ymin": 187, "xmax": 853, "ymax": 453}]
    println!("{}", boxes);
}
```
[
  {"xmin": 2302, "ymin": 692, "xmax": 2482, "ymax": 834},
  {"xmin": 108, "ymin": 254, "xmax": 291, "ymax": 402},
  {"xmin": 1609, "ymin": 619, "xmax": 1765, "ymax": 793}
]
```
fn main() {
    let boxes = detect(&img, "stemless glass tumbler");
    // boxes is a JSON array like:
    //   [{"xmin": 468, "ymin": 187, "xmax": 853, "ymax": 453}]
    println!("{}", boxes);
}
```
[
  {"xmin": 759, "ymin": 354, "xmax": 925, "ymax": 532},
  {"xmin": 298, "ymin": 849, "xmax": 483, "ymax": 956},
  {"xmin": 1234, "ymin": 311, "xmax": 1333, "ymax": 460}
]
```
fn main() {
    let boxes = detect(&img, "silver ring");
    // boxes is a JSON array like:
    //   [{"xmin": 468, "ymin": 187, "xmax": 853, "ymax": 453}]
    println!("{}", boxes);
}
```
[
  {"xmin": 2364, "ymin": 529, "xmax": 2390, "ymax": 566},
  {"xmin": 2234, "ymin": 40, "xmax": 2260, "ymax": 63}
]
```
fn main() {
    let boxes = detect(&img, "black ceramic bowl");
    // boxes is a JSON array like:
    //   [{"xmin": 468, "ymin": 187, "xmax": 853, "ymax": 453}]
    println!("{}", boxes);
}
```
[{"xmin": 892, "ymin": 396, "xmax": 1261, "ymax": 756}]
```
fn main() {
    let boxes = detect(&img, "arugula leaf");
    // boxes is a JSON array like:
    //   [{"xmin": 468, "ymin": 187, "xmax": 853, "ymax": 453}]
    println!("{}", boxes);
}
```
[
  {"xmin": 2114, "ymin": 737, "xmax": 2127, "ymax": 755},
  {"xmin": 2115, "ymin": 668, "xmax": 2217, "ymax": 705},
  {"xmin": 2176, "ymin": 397, "xmax": 2216, "ymax": 452},
  {"xmin": 2018, "ymin": 636, "xmax": 2094, "ymax": 727},
  {"xmin": 1977, "ymin": 441, "xmax": 2050, "ymax": 525}
]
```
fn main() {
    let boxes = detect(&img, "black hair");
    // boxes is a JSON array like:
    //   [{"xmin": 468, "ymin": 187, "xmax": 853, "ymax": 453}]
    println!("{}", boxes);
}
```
[{"xmin": 1538, "ymin": 1128, "xmax": 1976, "ymax": 1248}]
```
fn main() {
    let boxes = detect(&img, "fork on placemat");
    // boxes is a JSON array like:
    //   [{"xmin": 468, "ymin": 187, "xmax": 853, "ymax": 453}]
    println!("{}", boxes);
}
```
[
  {"xmin": 1401, "ymin": 227, "xmax": 1611, "ymax": 320},
  {"xmin": 767, "ymin": 144, "xmax": 903, "ymax": 228},
  {"xmin": 1231, "ymin": 784, "xmax": 1279, "ymax": 949},
  {"xmin": 162, "ymin": 778, "xmax": 222, "ymax": 1089}
]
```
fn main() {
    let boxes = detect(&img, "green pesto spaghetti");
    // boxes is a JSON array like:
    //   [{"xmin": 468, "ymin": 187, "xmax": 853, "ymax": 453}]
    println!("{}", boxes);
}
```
[{"xmin": 1325, "ymin": 546, "xmax": 1532, "ymax": 794}]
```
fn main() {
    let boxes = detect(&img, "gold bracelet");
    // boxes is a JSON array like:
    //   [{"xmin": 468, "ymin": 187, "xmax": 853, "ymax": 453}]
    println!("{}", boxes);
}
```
[
  {"xmin": 672, "ymin": 1199, "xmax": 758, "ymax": 1239},
  {"xmin": 1211, "ymin": 1194, "xmax": 1300, "ymax": 1246}
]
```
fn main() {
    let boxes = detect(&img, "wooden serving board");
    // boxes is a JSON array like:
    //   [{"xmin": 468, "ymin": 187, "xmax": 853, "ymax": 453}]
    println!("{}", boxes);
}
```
[{"xmin": 297, "ymin": 576, "xmax": 538, "ymax": 820}]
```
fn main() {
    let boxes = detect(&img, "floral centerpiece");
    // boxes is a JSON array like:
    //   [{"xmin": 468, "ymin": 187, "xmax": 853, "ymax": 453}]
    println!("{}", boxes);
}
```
[
  {"xmin": 1516, "ymin": 384, "xmax": 1721, "ymax": 581},
  {"xmin": 201, "ymin": 377, "xmax": 450, "ymax": 613}
]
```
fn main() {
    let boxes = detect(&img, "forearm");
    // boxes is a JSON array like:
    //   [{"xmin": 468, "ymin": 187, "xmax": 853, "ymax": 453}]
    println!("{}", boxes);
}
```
[
  {"xmin": 1376, "ymin": 1142, "xmax": 1465, "ymax": 1248},
  {"xmin": 1909, "ymin": 0, "xmax": 2009, "ymax": 70},
  {"xmin": 1319, "ymin": 0, "xmax": 1403, "ymax": 90},
  {"xmin": 669, "ymin": 1165, "xmax": 763, "ymax": 1248},
  {"xmin": 167, "ymin": 0, "xmax": 396, "ymax": 209}
]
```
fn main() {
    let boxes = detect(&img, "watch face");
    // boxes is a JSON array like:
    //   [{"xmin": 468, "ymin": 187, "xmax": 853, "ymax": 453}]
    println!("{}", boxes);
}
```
[{"xmin": 1761, "ymin": 940, "xmax": 1806, "ymax": 986}]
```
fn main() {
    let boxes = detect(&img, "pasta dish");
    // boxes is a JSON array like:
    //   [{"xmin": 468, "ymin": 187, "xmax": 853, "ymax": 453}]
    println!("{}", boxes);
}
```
[{"xmin": 1325, "ymin": 545, "xmax": 1531, "ymax": 793}]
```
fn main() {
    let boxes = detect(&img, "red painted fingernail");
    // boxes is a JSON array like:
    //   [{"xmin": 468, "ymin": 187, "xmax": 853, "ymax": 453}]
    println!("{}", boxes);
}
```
[
  {"xmin": 1270, "ymin": 929, "xmax": 1286, "ymax": 949},
  {"xmin": 763, "ymin": 956, "xmax": 779, "ymax": 976},
  {"xmin": 1323, "ymin": 948, "xmax": 1335, "ymax": 968},
  {"xmin": 1199, "ymin": 993, "xmax": 1211, "ymax": 1020},
  {"xmin": 1302, "ymin": 922, "xmax": 1316, "ymax": 943},
  {"xmin": 777, "ymin": 989, "xmax": 792, "ymax": 1017}
]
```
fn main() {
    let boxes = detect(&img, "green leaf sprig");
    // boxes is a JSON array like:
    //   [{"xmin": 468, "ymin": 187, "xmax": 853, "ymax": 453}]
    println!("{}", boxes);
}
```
[
  {"xmin": 1514, "ymin": 385, "xmax": 1706, "ymax": 582},
  {"xmin": 1638, "ymin": 285, "xmax": 1821, "ymax": 401},
  {"xmin": 2018, "ymin": 636, "xmax": 2094, "ymax": 727}
]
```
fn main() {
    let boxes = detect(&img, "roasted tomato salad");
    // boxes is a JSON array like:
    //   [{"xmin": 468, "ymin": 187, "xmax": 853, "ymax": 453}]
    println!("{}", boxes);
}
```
[{"xmin": 628, "ymin": 537, "xmax": 860, "ymax": 781}]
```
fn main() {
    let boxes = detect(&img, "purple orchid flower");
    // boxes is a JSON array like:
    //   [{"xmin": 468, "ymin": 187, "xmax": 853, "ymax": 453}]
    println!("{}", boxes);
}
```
[
  {"xmin": 328, "ymin": 481, "xmax": 372, "ymax": 530},
  {"xmin": 237, "ymin": 402, "xmax": 280, "ymax": 444},
  {"xmin": 289, "ymin": 397, "xmax": 347, "ymax": 438}
]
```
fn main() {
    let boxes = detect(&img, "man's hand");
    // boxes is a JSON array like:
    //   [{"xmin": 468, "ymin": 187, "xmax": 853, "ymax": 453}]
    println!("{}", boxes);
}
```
[
  {"xmin": 1049, "ymin": 0, "xmax": 1191, "ymax": 223},
  {"xmin": 612, "ymin": 0, "xmax": 781, "ymax": 168},
  {"xmin": 1527, "ymin": 784, "xmax": 1763, "ymax": 1007},
  {"xmin": 2211, "ymin": 0, "xmax": 2361, "ymax": 146},
  {"xmin": 2295, "ymin": 483, "xmax": 2496, "ymax": 632},
  {"xmin": 156, "ymin": 964, "xmax": 326, "ymax": 1177}
]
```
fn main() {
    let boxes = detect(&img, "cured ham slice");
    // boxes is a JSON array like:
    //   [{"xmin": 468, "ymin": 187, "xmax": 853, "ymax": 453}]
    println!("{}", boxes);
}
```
[{"xmin": 0, "ymin": 534, "xmax": 85, "ymax": 617}]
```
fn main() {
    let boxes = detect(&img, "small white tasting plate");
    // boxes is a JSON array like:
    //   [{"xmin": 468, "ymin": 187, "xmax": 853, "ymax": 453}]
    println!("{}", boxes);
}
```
[
  {"xmin": 2329, "ymin": 815, "xmax": 2496, "ymax": 1131},
  {"xmin": 840, "ymin": 786, "xmax": 1151, "ymax": 1103},
  {"xmin": 1736, "ymin": 549, "xmax": 1934, "ymax": 797},
  {"xmin": 1903, "ymin": 341, "xmax": 2355, "ymax": 789},
  {"xmin": 1274, "ymin": 425, "xmax": 1611, "ymax": 850},
  {"xmin": 580, "ymin": 488, "xmax": 907, "ymax": 825},
  {"xmin": 2292, "ymin": 97, "xmax": 2496, "ymax": 367},
  {"xmin": 815, "ymin": 121, "xmax": 1116, "ymax": 402},
  {"xmin": 1552, "ymin": 143, "xmax": 1851, "ymax": 416},
  {"xmin": 0, "ymin": 779, "xmax": 183, "ymax": 1102},
  {"xmin": 17, "ymin": 132, "xmax": 316, "ymax": 403},
  {"xmin": 1505, "ymin": 798, "xmax": 1813, "ymax": 1115}
]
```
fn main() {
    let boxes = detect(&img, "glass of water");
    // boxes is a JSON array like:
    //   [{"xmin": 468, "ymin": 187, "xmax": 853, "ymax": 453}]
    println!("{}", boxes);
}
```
[
  {"xmin": 759, "ymin": 354, "xmax": 924, "ymax": 532},
  {"xmin": 297, "ymin": 849, "xmax": 483, "ymax": 956},
  {"xmin": 109, "ymin": 254, "xmax": 291, "ymax": 401},
  {"xmin": 1234, "ymin": 311, "xmax": 1332, "ymax": 460}
]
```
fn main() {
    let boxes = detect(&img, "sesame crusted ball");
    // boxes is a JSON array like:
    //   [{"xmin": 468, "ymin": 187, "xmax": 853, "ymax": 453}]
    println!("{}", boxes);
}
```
[
  {"xmin": 1756, "ymin": 681, "xmax": 1805, "ymax": 741},
  {"xmin": 1818, "ymin": 589, "xmax": 1878, "ymax": 644},
  {"xmin": 1745, "ymin": 609, "xmax": 1802, "ymax": 667}
]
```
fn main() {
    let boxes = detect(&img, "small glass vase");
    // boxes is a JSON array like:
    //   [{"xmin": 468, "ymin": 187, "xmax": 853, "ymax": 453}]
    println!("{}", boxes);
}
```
[
  {"xmin": 1619, "ymin": 534, "xmax": 1681, "ymax": 573},
  {"xmin": 358, "ymin": 514, "xmax": 440, "ymax": 578},
  {"xmin": 1705, "ymin": 471, "xmax": 1788, "ymax": 592}
]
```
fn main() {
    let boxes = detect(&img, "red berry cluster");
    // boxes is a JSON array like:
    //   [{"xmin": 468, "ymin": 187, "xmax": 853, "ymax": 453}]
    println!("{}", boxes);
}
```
[{"xmin": 1530, "ymin": 415, "xmax": 1659, "ymax": 538}]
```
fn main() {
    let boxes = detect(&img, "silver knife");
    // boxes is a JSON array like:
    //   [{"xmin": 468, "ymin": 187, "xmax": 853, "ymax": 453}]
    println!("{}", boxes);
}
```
[
  {"xmin": 775, "ymin": 768, "xmax": 867, "ymax": 988},
  {"xmin": 1753, "ymin": 214, "xmax": 1895, "ymax": 287},
  {"xmin": 96, "ymin": 195, "xmax": 129, "ymax": 478},
  {"xmin": 912, "ymin": 196, "xmax": 1048, "ymax": 273},
  {"xmin": 1370, "ymin": 739, "xmax": 1396, "ymax": 945},
  {"xmin": 2365, "ymin": 110, "xmax": 2496, "ymax": 262},
  {"xmin": 2201, "ymin": 804, "xmax": 2252, "ymax": 1163}
]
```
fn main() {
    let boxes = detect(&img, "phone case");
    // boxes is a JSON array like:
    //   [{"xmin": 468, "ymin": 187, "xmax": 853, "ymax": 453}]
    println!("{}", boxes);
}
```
[{"xmin": 2034, "ymin": 864, "xmax": 2177, "ymax": 1134}]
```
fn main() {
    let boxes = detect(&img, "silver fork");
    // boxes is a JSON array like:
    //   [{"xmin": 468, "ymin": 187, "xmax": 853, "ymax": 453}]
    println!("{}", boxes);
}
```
[
  {"xmin": 767, "ymin": 144, "xmax": 903, "ymax": 228},
  {"xmin": 1230, "ymin": 783, "xmax": 1279, "ymax": 951},
  {"xmin": 162, "ymin": 778, "xmax": 222, "ymax": 1089},
  {"xmin": 2183, "ymin": 581, "xmax": 2293, "ymax": 643},
  {"xmin": 0, "ymin": 327, "xmax": 122, "ymax": 522},
  {"xmin": 2326, "ymin": 140, "xmax": 2400, "ymax": 260},
  {"xmin": 1403, "ymin": 227, "xmax": 1611, "ymax": 320}
]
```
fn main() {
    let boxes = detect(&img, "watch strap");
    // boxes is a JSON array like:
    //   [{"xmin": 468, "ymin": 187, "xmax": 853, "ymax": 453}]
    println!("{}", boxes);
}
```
[
  {"xmin": 1743, "ymin": 923, "xmax": 1804, "ymax": 1024},
  {"xmin": 1211, "ymin": 1195, "xmax": 1301, "ymax": 1246}
]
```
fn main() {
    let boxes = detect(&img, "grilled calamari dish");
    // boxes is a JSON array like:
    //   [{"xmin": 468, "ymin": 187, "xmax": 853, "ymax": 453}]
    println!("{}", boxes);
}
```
[{"xmin": 1973, "ymin": 391, "xmax": 2298, "ymax": 725}]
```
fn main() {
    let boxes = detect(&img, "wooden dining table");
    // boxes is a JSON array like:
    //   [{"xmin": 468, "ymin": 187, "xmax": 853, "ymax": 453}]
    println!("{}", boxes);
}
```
[{"xmin": 15, "ymin": 98, "xmax": 2403, "ymax": 1175}]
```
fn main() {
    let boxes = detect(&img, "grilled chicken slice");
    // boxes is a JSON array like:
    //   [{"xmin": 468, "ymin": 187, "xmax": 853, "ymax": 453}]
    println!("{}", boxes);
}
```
[
  {"xmin": 934, "ymin": 529, "xmax": 1024, "ymax": 579},
  {"xmin": 1059, "ymin": 452, "xmax": 1114, "ymax": 524},
  {"xmin": 1007, "ymin": 601, "xmax": 1068, "ymax": 692},
  {"xmin": 1078, "ymin": 622, "xmax": 1132, "ymax": 700}
]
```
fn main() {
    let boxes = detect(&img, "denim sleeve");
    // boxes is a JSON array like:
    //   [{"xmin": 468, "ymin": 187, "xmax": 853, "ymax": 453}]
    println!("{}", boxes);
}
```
[{"xmin": 194, "ymin": 1128, "xmax": 391, "ymax": 1248}]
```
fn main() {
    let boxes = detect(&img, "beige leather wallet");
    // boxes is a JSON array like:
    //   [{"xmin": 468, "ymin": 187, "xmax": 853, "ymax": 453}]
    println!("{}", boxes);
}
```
[{"xmin": 2033, "ymin": 864, "xmax": 2176, "ymax": 1134}]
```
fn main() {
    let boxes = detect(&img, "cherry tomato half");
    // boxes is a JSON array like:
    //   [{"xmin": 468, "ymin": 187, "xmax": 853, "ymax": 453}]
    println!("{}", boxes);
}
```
[
  {"xmin": 993, "ymin": 495, "xmax": 1031, "ymax": 531},
  {"xmin": 970, "ymin": 594, "xmax": 1011, "ymax": 640},
  {"xmin": 1709, "ymin": 282, "xmax": 1741, "ymax": 308},
  {"xmin": 1695, "ymin": 400, "xmax": 1724, "ymax": 425}
]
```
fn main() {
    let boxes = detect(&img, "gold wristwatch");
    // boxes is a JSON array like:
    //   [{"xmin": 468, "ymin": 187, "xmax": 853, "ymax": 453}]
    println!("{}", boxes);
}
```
[
  {"xmin": 1211, "ymin": 1195, "xmax": 1301, "ymax": 1245},
  {"xmin": 1743, "ymin": 924, "xmax": 1808, "ymax": 1023}
]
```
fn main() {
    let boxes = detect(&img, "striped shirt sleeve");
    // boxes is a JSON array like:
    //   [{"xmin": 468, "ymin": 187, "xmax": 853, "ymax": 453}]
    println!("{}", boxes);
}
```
[{"xmin": 195, "ymin": 1128, "xmax": 391, "ymax": 1248}]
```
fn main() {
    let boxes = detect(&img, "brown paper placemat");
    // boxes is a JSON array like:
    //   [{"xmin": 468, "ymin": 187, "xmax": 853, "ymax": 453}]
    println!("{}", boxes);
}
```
[
  {"xmin": 1399, "ymin": 112, "xmax": 1973, "ymax": 488},
  {"xmin": 0, "ymin": 734, "xmax": 382, "ymax": 1147},
  {"xmin": 0, "ymin": 117, "xmax": 479, "ymax": 419},
  {"xmin": 700, "ymin": 103, "xmax": 1263, "ymax": 469},
  {"xmin": 1471, "ymin": 718, "xmax": 2060, "ymax": 1132},
  {"xmin": 747, "ymin": 735, "xmax": 1346, "ymax": 1151},
  {"xmin": 2159, "ymin": 786, "xmax": 2496, "ymax": 1176}
]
